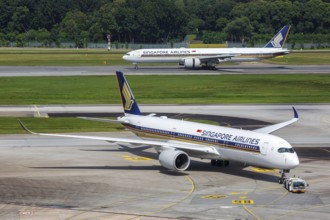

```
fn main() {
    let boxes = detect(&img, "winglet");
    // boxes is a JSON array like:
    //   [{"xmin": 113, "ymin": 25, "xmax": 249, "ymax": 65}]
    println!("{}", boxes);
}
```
[
  {"xmin": 293, "ymin": 106, "xmax": 298, "ymax": 119},
  {"xmin": 18, "ymin": 120, "xmax": 37, "ymax": 135},
  {"xmin": 253, "ymin": 107, "xmax": 299, "ymax": 134},
  {"xmin": 116, "ymin": 71, "xmax": 142, "ymax": 115},
  {"xmin": 264, "ymin": 25, "xmax": 291, "ymax": 48}
]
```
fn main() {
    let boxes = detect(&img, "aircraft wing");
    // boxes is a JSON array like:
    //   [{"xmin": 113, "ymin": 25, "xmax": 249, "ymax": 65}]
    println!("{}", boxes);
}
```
[
  {"xmin": 18, "ymin": 120, "xmax": 220, "ymax": 158},
  {"xmin": 77, "ymin": 117, "xmax": 124, "ymax": 123},
  {"xmin": 198, "ymin": 54, "xmax": 237, "ymax": 62},
  {"xmin": 253, "ymin": 107, "xmax": 298, "ymax": 134}
]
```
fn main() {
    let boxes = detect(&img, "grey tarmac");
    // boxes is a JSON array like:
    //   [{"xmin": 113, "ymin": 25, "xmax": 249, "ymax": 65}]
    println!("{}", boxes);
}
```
[
  {"xmin": 0, "ymin": 65, "xmax": 329, "ymax": 219},
  {"xmin": 1, "ymin": 104, "xmax": 330, "ymax": 145},
  {"xmin": 0, "ymin": 63, "xmax": 330, "ymax": 76},
  {"xmin": 0, "ymin": 104, "xmax": 329, "ymax": 219}
]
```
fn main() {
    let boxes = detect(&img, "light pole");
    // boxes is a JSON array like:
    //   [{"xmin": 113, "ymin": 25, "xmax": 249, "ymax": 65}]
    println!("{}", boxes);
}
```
[{"xmin": 107, "ymin": 34, "xmax": 111, "ymax": 50}]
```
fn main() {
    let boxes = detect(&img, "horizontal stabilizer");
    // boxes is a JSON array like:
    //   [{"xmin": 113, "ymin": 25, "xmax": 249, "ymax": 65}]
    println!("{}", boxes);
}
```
[{"xmin": 78, "ymin": 117, "xmax": 123, "ymax": 123}]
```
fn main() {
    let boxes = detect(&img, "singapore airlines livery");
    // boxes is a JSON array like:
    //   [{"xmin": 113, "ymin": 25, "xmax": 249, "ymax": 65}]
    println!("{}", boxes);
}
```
[
  {"xmin": 20, "ymin": 71, "xmax": 299, "ymax": 183},
  {"xmin": 123, "ymin": 25, "xmax": 291, "ymax": 69}
]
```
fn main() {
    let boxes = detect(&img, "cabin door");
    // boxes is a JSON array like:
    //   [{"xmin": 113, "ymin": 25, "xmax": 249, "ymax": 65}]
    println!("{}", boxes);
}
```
[{"xmin": 260, "ymin": 142, "xmax": 269, "ymax": 155}]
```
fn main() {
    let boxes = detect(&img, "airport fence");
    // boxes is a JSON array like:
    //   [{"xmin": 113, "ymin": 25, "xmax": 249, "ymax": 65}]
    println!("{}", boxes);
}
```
[
  {"xmin": 1, "ymin": 41, "xmax": 188, "ymax": 49},
  {"xmin": 1, "ymin": 41, "xmax": 329, "ymax": 50}
]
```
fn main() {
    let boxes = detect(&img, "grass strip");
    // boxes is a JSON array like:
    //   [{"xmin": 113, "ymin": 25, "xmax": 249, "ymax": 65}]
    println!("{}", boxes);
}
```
[
  {"xmin": 0, "ymin": 117, "xmax": 124, "ymax": 134},
  {"xmin": 1, "ymin": 49, "xmax": 330, "ymax": 66},
  {"xmin": 268, "ymin": 52, "xmax": 330, "ymax": 65},
  {"xmin": 0, "ymin": 53, "xmax": 128, "ymax": 66},
  {"xmin": 0, "ymin": 75, "xmax": 330, "ymax": 105},
  {"xmin": 0, "ymin": 117, "xmax": 220, "ymax": 134}
]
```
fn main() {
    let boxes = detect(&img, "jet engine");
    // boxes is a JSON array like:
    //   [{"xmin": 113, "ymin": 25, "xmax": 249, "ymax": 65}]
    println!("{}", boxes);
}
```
[
  {"xmin": 159, "ymin": 149, "xmax": 190, "ymax": 171},
  {"xmin": 184, "ymin": 58, "xmax": 202, "ymax": 69}
]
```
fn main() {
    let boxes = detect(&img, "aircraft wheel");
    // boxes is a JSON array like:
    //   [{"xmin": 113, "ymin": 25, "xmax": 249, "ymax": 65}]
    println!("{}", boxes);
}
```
[
  {"xmin": 211, "ymin": 159, "xmax": 216, "ymax": 166},
  {"xmin": 217, "ymin": 160, "xmax": 223, "ymax": 166}
]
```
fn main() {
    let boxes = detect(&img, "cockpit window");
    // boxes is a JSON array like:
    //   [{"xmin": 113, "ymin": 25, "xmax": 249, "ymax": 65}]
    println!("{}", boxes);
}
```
[
  {"xmin": 278, "ymin": 148, "xmax": 295, "ymax": 153},
  {"xmin": 125, "ymin": 53, "xmax": 131, "ymax": 56}
]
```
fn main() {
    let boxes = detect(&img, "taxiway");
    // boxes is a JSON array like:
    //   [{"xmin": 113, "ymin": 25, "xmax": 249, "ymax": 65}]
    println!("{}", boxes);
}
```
[
  {"xmin": 0, "ymin": 134, "xmax": 329, "ymax": 219},
  {"xmin": 0, "ymin": 63, "xmax": 330, "ymax": 76},
  {"xmin": 0, "ymin": 105, "xmax": 329, "ymax": 219},
  {"xmin": 0, "ymin": 64, "xmax": 329, "ymax": 219},
  {"xmin": 1, "ymin": 104, "xmax": 330, "ymax": 145}
]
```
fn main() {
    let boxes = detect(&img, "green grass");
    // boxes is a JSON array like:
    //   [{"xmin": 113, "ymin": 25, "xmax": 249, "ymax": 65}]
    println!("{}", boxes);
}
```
[
  {"xmin": 268, "ymin": 51, "xmax": 330, "ymax": 65},
  {"xmin": 0, "ymin": 48, "xmax": 127, "ymax": 54},
  {"xmin": 1, "ymin": 74, "xmax": 330, "ymax": 134},
  {"xmin": 0, "ymin": 117, "xmax": 221, "ymax": 134},
  {"xmin": 0, "ymin": 52, "xmax": 128, "ymax": 66},
  {"xmin": 0, "ymin": 117, "xmax": 124, "ymax": 134},
  {"xmin": 0, "ymin": 75, "xmax": 330, "ymax": 105},
  {"xmin": 1, "ymin": 48, "xmax": 330, "ymax": 66}
]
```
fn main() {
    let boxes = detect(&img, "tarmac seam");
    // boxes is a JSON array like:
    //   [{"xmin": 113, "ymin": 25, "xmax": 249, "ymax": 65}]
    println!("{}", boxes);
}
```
[
  {"xmin": 243, "ymin": 204, "xmax": 261, "ymax": 220},
  {"xmin": 33, "ymin": 105, "xmax": 41, "ymax": 118},
  {"xmin": 131, "ymin": 175, "xmax": 195, "ymax": 219},
  {"xmin": 268, "ymin": 204, "xmax": 330, "ymax": 220}
]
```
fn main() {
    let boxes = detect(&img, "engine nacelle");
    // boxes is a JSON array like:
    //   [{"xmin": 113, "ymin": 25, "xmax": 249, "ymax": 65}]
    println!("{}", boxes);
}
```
[
  {"xmin": 184, "ymin": 58, "xmax": 202, "ymax": 69},
  {"xmin": 159, "ymin": 149, "xmax": 190, "ymax": 171}
]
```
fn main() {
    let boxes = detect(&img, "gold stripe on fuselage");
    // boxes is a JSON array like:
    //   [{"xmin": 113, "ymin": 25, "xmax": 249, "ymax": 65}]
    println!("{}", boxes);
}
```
[
  {"xmin": 140, "ymin": 53, "xmax": 287, "ymax": 59},
  {"xmin": 123, "ymin": 124, "xmax": 260, "ymax": 154}
]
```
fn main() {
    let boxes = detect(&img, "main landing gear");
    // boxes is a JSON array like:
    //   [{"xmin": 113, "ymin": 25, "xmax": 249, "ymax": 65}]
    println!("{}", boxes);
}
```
[
  {"xmin": 211, "ymin": 159, "xmax": 229, "ymax": 167},
  {"xmin": 278, "ymin": 169, "xmax": 290, "ymax": 184},
  {"xmin": 202, "ymin": 65, "xmax": 217, "ymax": 70}
]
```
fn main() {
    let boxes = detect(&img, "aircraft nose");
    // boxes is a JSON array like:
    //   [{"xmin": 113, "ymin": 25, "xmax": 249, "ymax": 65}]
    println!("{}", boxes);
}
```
[
  {"xmin": 123, "ymin": 54, "xmax": 132, "ymax": 61},
  {"xmin": 287, "ymin": 154, "xmax": 300, "ymax": 169}
]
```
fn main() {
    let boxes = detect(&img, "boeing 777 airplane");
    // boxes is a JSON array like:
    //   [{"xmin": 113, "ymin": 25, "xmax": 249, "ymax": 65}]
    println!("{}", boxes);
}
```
[
  {"xmin": 123, "ymin": 25, "xmax": 291, "ymax": 69},
  {"xmin": 20, "ymin": 71, "xmax": 299, "ymax": 183}
]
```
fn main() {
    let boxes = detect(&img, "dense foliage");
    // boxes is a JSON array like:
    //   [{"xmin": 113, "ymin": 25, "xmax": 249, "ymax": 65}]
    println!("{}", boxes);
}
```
[{"xmin": 0, "ymin": 0, "xmax": 329, "ymax": 47}]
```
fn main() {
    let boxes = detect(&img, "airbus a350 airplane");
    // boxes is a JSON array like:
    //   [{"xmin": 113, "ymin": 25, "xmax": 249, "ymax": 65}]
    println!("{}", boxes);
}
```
[
  {"xmin": 123, "ymin": 25, "xmax": 291, "ymax": 69},
  {"xmin": 20, "ymin": 71, "xmax": 299, "ymax": 183}
]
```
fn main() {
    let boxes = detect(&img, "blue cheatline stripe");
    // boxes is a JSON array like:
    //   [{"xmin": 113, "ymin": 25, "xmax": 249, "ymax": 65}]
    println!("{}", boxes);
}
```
[{"xmin": 124, "ymin": 124, "xmax": 260, "ymax": 154}]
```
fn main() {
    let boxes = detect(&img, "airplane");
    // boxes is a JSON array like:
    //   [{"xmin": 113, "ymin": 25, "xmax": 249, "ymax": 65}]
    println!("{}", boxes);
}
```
[
  {"xmin": 19, "ymin": 71, "xmax": 299, "ymax": 183},
  {"xmin": 123, "ymin": 25, "xmax": 291, "ymax": 70}
]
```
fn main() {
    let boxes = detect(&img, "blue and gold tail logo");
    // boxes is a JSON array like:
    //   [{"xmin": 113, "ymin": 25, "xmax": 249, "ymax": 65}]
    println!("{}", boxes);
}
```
[
  {"xmin": 264, "ymin": 25, "xmax": 290, "ymax": 48},
  {"xmin": 116, "ymin": 71, "xmax": 141, "ymax": 115},
  {"xmin": 270, "ymin": 32, "xmax": 284, "ymax": 48},
  {"xmin": 122, "ymin": 81, "xmax": 134, "ymax": 111}
]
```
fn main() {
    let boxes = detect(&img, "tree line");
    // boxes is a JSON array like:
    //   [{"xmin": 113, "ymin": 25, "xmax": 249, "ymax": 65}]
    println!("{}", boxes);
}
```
[{"xmin": 0, "ymin": 0, "xmax": 329, "ymax": 48}]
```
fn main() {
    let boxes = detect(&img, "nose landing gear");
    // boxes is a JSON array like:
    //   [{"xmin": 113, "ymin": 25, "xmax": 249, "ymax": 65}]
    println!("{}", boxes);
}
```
[
  {"xmin": 211, "ymin": 159, "xmax": 229, "ymax": 167},
  {"xmin": 279, "ymin": 169, "xmax": 290, "ymax": 184}
]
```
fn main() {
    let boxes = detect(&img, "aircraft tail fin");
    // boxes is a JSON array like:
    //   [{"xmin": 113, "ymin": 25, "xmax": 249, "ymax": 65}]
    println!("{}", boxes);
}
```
[
  {"xmin": 264, "ymin": 25, "xmax": 290, "ymax": 48},
  {"xmin": 116, "ymin": 71, "xmax": 142, "ymax": 115}
]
